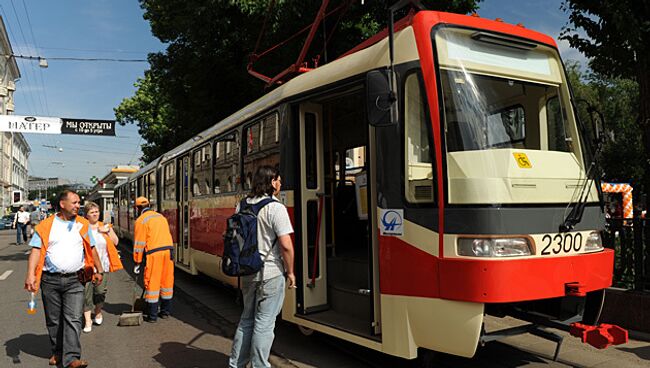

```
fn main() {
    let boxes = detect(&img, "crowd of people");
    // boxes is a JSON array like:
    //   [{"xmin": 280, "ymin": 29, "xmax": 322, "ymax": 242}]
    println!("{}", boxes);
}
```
[{"xmin": 21, "ymin": 165, "xmax": 294, "ymax": 368}]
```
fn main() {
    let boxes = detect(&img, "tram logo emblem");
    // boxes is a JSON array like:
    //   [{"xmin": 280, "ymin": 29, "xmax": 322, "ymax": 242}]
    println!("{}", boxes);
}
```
[
  {"xmin": 380, "ymin": 209, "xmax": 404, "ymax": 236},
  {"xmin": 513, "ymin": 152, "xmax": 532, "ymax": 168}
]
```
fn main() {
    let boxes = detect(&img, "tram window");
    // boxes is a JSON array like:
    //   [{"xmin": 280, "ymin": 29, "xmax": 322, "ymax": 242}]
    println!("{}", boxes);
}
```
[
  {"xmin": 404, "ymin": 73, "xmax": 434, "ymax": 203},
  {"xmin": 261, "ymin": 113, "xmax": 279, "ymax": 148},
  {"xmin": 214, "ymin": 132, "xmax": 240, "ymax": 194},
  {"xmin": 163, "ymin": 162, "xmax": 176, "ymax": 200},
  {"xmin": 245, "ymin": 123, "xmax": 261, "ymax": 154},
  {"xmin": 486, "ymin": 105, "xmax": 525, "ymax": 147},
  {"xmin": 137, "ymin": 177, "xmax": 144, "ymax": 198},
  {"xmin": 305, "ymin": 113, "xmax": 317, "ymax": 189},
  {"xmin": 547, "ymin": 97, "xmax": 571, "ymax": 152},
  {"xmin": 192, "ymin": 144, "xmax": 212, "ymax": 196},
  {"xmin": 148, "ymin": 171, "xmax": 157, "ymax": 207},
  {"xmin": 243, "ymin": 113, "xmax": 280, "ymax": 191}
]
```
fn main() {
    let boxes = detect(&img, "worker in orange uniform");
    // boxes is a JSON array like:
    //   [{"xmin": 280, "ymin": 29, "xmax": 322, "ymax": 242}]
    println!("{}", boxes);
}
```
[{"xmin": 133, "ymin": 197, "xmax": 174, "ymax": 323}]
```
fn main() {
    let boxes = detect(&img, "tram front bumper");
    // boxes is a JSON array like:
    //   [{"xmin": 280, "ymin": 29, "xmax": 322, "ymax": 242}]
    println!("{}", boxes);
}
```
[{"xmin": 438, "ymin": 249, "xmax": 614, "ymax": 303}]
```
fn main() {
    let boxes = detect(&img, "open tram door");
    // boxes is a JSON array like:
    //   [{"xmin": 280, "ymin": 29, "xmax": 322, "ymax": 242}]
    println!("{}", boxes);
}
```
[
  {"xmin": 176, "ymin": 154, "xmax": 191, "ymax": 268},
  {"xmin": 294, "ymin": 90, "xmax": 380, "ymax": 340},
  {"xmin": 298, "ymin": 103, "xmax": 328, "ymax": 311}
]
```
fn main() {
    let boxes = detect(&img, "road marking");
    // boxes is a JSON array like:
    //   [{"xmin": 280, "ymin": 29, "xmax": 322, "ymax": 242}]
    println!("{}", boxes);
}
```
[{"xmin": 0, "ymin": 270, "xmax": 13, "ymax": 280}]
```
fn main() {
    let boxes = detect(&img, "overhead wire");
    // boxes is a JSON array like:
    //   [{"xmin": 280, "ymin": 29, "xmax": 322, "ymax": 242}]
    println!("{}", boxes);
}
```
[
  {"xmin": 21, "ymin": 0, "xmax": 50, "ymax": 116},
  {"xmin": 8, "ymin": 0, "xmax": 45, "ymax": 115},
  {"xmin": 0, "ymin": 4, "xmax": 38, "ymax": 115}
]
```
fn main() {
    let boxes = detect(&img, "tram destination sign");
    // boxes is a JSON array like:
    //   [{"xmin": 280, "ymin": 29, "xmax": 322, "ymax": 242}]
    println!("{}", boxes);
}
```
[{"xmin": 0, "ymin": 115, "xmax": 115, "ymax": 136}]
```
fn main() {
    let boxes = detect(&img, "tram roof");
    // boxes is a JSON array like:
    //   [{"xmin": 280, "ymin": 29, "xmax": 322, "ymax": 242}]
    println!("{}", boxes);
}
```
[{"xmin": 154, "ymin": 25, "xmax": 419, "ymax": 165}]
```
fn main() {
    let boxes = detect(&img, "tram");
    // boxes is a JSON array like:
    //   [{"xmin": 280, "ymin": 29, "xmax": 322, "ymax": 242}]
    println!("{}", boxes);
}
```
[{"xmin": 113, "ymin": 9, "xmax": 626, "ymax": 361}]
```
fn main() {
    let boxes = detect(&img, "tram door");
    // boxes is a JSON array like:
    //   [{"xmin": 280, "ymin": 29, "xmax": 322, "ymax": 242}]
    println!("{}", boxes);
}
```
[
  {"xmin": 299, "ymin": 103, "xmax": 328, "ymax": 312},
  {"xmin": 177, "ymin": 154, "xmax": 191, "ymax": 267}
]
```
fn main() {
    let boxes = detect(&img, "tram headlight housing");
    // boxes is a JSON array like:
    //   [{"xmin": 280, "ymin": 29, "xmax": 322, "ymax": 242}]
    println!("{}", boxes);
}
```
[
  {"xmin": 584, "ymin": 231, "xmax": 604, "ymax": 252},
  {"xmin": 458, "ymin": 237, "xmax": 532, "ymax": 257}
]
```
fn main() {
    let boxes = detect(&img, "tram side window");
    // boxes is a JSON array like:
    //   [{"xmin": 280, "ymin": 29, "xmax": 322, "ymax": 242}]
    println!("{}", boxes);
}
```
[
  {"xmin": 192, "ymin": 144, "xmax": 212, "ymax": 196},
  {"xmin": 214, "ymin": 132, "xmax": 240, "ymax": 194},
  {"xmin": 148, "ymin": 171, "xmax": 157, "ymax": 207},
  {"xmin": 163, "ymin": 162, "xmax": 176, "ymax": 200},
  {"xmin": 243, "ymin": 112, "xmax": 280, "ymax": 191},
  {"xmin": 404, "ymin": 73, "xmax": 434, "ymax": 203},
  {"xmin": 546, "ymin": 96, "xmax": 571, "ymax": 152}
]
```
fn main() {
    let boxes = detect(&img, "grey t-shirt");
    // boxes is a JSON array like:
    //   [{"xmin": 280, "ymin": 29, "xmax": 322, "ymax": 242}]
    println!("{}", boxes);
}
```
[{"xmin": 241, "ymin": 195, "xmax": 294, "ymax": 281}]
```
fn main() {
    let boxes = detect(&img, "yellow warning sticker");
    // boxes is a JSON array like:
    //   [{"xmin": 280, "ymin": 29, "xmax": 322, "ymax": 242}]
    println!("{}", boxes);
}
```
[{"xmin": 513, "ymin": 153, "xmax": 532, "ymax": 168}]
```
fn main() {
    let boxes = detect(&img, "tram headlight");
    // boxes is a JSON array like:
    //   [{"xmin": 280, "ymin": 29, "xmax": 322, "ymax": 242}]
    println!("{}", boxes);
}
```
[
  {"xmin": 584, "ymin": 231, "xmax": 604, "ymax": 252},
  {"xmin": 457, "ymin": 237, "xmax": 532, "ymax": 257}
]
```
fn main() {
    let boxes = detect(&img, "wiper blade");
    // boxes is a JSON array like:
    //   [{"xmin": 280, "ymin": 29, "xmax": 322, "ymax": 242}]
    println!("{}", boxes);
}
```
[{"xmin": 560, "ymin": 141, "xmax": 603, "ymax": 233}]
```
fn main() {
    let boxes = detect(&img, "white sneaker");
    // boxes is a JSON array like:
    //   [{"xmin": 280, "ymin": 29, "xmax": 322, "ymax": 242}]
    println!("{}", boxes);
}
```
[
  {"xmin": 83, "ymin": 324, "xmax": 92, "ymax": 333},
  {"xmin": 94, "ymin": 315, "xmax": 103, "ymax": 326}
]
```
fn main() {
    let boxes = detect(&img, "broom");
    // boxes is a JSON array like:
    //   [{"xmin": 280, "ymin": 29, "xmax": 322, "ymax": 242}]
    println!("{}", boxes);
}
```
[{"xmin": 118, "ymin": 270, "xmax": 144, "ymax": 326}]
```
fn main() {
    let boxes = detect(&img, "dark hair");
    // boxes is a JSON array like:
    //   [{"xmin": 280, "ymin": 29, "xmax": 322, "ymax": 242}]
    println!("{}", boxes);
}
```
[
  {"xmin": 248, "ymin": 165, "xmax": 279, "ymax": 198},
  {"xmin": 57, "ymin": 189, "xmax": 78, "ymax": 210}
]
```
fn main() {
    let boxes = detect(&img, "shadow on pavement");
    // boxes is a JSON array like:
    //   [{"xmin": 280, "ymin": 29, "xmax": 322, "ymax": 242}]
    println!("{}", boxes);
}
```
[
  {"xmin": 102, "ymin": 302, "xmax": 133, "ymax": 316},
  {"xmin": 153, "ymin": 341, "xmax": 229, "ymax": 367},
  {"xmin": 0, "ymin": 252, "xmax": 29, "ymax": 261},
  {"xmin": 4, "ymin": 333, "xmax": 51, "ymax": 363},
  {"xmin": 617, "ymin": 345, "xmax": 650, "ymax": 360}
]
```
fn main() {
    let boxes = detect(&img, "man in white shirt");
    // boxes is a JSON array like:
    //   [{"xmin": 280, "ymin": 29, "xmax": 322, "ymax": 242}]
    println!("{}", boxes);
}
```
[
  {"xmin": 24, "ymin": 190, "xmax": 103, "ymax": 368},
  {"xmin": 13, "ymin": 206, "xmax": 30, "ymax": 245}
]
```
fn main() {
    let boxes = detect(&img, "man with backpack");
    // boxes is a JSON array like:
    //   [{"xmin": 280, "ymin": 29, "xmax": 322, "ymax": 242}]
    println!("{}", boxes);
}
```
[{"xmin": 226, "ymin": 165, "xmax": 295, "ymax": 368}]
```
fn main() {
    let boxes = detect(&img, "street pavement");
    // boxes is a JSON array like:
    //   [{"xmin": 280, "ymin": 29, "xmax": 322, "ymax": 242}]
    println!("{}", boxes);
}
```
[{"xmin": 0, "ymin": 228, "xmax": 649, "ymax": 367}]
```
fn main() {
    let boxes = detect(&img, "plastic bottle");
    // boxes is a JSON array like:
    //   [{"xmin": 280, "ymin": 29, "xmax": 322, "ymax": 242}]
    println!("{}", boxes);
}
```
[{"xmin": 27, "ymin": 292, "xmax": 36, "ymax": 315}]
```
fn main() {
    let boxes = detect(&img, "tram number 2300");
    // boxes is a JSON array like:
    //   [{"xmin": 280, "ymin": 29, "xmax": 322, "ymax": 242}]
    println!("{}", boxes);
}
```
[{"xmin": 540, "ymin": 233, "xmax": 583, "ymax": 255}]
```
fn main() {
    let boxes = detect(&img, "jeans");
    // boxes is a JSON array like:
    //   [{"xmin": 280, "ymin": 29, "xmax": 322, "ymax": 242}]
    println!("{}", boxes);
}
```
[
  {"xmin": 16, "ymin": 223, "xmax": 27, "ymax": 244},
  {"xmin": 229, "ymin": 275, "xmax": 285, "ymax": 368},
  {"xmin": 40, "ymin": 272, "xmax": 85, "ymax": 367}
]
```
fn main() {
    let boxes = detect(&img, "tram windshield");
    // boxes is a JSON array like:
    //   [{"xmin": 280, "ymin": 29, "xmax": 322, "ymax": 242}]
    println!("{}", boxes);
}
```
[{"xmin": 434, "ymin": 27, "xmax": 592, "ymax": 205}]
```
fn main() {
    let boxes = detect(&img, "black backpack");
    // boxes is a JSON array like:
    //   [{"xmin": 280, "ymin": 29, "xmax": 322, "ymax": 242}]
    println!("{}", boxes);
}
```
[{"xmin": 222, "ymin": 197, "xmax": 276, "ymax": 276}]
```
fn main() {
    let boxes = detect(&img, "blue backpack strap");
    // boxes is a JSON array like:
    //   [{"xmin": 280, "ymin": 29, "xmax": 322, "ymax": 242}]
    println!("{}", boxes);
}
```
[{"xmin": 250, "ymin": 197, "xmax": 275, "ymax": 215}]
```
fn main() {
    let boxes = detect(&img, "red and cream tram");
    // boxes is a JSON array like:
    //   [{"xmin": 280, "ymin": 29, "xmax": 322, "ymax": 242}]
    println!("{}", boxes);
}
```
[{"xmin": 114, "ymin": 9, "xmax": 626, "ymax": 361}]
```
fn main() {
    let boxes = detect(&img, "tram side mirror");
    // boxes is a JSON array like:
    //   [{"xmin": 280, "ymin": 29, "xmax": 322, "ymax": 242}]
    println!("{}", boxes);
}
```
[
  {"xmin": 577, "ymin": 99, "xmax": 608, "ymax": 145},
  {"xmin": 366, "ymin": 69, "xmax": 398, "ymax": 127}
]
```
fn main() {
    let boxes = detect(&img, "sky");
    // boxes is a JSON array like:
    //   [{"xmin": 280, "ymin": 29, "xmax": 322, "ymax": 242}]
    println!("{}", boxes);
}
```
[{"xmin": 0, "ymin": 0, "xmax": 587, "ymax": 186}]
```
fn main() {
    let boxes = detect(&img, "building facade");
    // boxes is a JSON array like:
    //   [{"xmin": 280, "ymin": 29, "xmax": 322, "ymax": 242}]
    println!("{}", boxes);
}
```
[
  {"xmin": 87, "ymin": 166, "xmax": 138, "ymax": 222},
  {"xmin": 0, "ymin": 16, "xmax": 26, "ymax": 213}
]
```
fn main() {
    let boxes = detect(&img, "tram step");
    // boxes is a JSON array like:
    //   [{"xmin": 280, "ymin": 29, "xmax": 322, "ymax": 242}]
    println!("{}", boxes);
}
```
[
  {"xmin": 327, "ymin": 257, "xmax": 369, "ymax": 290},
  {"xmin": 328, "ymin": 284, "xmax": 372, "ymax": 321}
]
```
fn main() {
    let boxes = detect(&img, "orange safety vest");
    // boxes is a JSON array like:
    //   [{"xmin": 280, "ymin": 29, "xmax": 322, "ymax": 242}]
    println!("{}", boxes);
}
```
[
  {"xmin": 96, "ymin": 221, "xmax": 124, "ymax": 272},
  {"xmin": 133, "ymin": 209, "xmax": 174, "ymax": 264},
  {"xmin": 32, "ymin": 214, "xmax": 95, "ymax": 292}
]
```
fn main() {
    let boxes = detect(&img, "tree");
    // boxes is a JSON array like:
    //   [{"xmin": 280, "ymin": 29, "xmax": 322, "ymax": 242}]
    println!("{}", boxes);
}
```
[
  {"xmin": 560, "ymin": 0, "xmax": 650, "ymax": 196},
  {"xmin": 564, "ymin": 62, "xmax": 642, "ymax": 186},
  {"xmin": 117, "ymin": 1, "xmax": 481, "ymax": 162}
]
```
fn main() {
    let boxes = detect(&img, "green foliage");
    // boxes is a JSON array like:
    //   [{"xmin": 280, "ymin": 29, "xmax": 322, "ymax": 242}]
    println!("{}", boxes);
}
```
[
  {"xmin": 560, "ymin": 1, "xmax": 650, "ymax": 81},
  {"xmin": 561, "ymin": 0, "xmax": 650, "ymax": 198},
  {"xmin": 565, "ymin": 62, "xmax": 642, "ymax": 185},
  {"xmin": 118, "ymin": 1, "xmax": 481, "ymax": 163}
]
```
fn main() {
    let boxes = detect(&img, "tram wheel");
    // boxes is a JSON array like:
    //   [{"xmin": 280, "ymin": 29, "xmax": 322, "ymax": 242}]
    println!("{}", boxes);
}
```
[
  {"xmin": 412, "ymin": 348, "xmax": 436, "ymax": 368},
  {"xmin": 297, "ymin": 325, "xmax": 315, "ymax": 336}
]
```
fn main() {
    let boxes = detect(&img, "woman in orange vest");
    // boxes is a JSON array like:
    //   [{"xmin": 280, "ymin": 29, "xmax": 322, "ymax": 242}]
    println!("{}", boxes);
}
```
[{"xmin": 81, "ymin": 201, "xmax": 123, "ymax": 333}]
